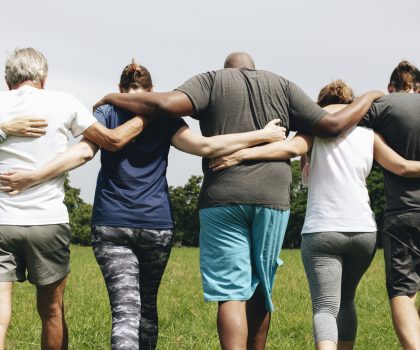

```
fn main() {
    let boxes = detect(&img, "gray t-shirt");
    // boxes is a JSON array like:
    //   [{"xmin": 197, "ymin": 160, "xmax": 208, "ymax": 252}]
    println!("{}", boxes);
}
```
[
  {"xmin": 176, "ymin": 68, "xmax": 326, "ymax": 209},
  {"xmin": 360, "ymin": 93, "xmax": 420, "ymax": 216}
]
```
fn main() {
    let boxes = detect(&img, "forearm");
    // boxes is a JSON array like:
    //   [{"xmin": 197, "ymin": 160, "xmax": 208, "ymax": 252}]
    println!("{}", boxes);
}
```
[
  {"xmin": 103, "ymin": 93, "xmax": 161, "ymax": 117},
  {"xmin": 374, "ymin": 133, "xmax": 420, "ymax": 178},
  {"xmin": 32, "ymin": 140, "xmax": 97, "ymax": 184},
  {"xmin": 203, "ymin": 130, "xmax": 270, "ymax": 157},
  {"xmin": 100, "ymin": 91, "xmax": 194, "ymax": 119},
  {"xmin": 399, "ymin": 162, "xmax": 420, "ymax": 177},
  {"xmin": 83, "ymin": 117, "xmax": 147, "ymax": 152},
  {"xmin": 0, "ymin": 139, "xmax": 98, "ymax": 194},
  {"xmin": 239, "ymin": 139, "xmax": 308, "ymax": 161}
]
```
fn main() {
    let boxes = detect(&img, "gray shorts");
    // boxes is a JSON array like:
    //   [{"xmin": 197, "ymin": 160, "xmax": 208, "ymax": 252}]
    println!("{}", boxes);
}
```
[
  {"xmin": 0, "ymin": 224, "xmax": 71, "ymax": 286},
  {"xmin": 382, "ymin": 212, "xmax": 420, "ymax": 298}
]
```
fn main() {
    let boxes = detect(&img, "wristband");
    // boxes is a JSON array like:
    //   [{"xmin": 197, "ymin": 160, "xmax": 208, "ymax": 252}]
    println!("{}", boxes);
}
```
[{"xmin": 0, "ymin": 128, "xmax": 7, "ymax": 143}]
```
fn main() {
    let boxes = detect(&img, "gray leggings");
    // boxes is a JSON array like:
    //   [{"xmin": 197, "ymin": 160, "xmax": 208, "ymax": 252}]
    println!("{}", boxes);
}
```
[{"xmin": 301, "ymin": 231, "xmax": 377, "ymax": 344}]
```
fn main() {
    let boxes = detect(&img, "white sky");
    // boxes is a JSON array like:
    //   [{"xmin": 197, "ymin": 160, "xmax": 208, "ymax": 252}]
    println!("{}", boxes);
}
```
[{"xmin": 1, "ymin": 0, "xmax": 420, "ymax": 202}]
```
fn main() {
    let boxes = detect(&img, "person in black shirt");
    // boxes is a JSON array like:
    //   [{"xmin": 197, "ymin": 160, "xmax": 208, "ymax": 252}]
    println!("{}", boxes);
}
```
[{"xmin": 360, "ymin": 60, "xmax": 420, "ymax": 350}]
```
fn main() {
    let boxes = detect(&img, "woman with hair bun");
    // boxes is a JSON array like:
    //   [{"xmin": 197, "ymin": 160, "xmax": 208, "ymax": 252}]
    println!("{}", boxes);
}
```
[{"xmin": 209, "ymin": 79, "xmax": 420, "ymax": 350}]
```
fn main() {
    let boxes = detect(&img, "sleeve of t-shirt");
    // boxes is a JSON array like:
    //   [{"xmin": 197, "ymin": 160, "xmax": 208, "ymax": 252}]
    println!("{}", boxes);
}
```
[
  {"xmin": 175, "ymin": 72, "xmax": 215, "ymax": 117},
  {"xmin": 93, "ymin": 105, "xmax": 108, "ymax": 127},
  {"xmin": 168, "ymin": 117, "xmax": 188, "ymax": 138},
  {"xmin": 358, "ymin": 97, "xmax": 387, "ymax": 130},
  {"xmin": 66, "ymin": 95, "xmax": 97, "ymax": 137},
  {"xmin": 288, "ymin": 81, "xmax": 328, "ymax": 132}
]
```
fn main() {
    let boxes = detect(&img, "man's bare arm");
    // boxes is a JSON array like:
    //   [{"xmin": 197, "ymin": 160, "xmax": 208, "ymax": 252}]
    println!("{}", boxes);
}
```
[
  {"xmin": 311, "ymin": 90, "xmax": 384, "ymax": 137},
  {"xmin": 93, "ymin": 91, "xmax": 194, "ymax": 120},
  {"xmin": 0, "ymin": 138, "xmax": 98, "ymax": 195},
  {"xmin": 82, "ymin": 116, "xmax": 148, "ymax": 152}
]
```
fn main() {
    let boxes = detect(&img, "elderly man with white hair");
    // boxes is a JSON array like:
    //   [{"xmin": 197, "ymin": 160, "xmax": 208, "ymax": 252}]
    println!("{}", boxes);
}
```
[{"xmin": 0, "ymin": 48, "xmax": 147, "ymax": 350}]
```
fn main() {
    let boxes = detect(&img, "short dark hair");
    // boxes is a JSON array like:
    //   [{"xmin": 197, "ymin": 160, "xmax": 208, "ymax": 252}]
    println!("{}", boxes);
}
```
[{"xmin": 389, "ymin": 60, "xmax": 420, "ymax": 92}]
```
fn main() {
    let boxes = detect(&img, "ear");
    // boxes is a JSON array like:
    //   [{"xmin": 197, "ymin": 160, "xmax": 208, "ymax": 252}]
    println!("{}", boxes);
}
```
[
  {"xmin": 388, "ymin": 84, "xmax": 395, "ymax": 93},
  {"xmin": 146, "ymin": 87, "xmax": 153, "ymax": 92}
]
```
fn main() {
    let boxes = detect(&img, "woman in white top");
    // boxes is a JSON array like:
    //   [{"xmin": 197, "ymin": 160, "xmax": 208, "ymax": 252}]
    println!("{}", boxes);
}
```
[{"xmin": 209, "ymin": 80, "xmax": 420, "ymax": 350}]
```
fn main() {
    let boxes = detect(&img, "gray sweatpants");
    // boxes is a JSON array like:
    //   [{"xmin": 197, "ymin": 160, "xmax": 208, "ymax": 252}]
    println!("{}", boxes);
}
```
[{"xmin": 301, "ymin": 231, "xmax": 377, "ymax": 344}]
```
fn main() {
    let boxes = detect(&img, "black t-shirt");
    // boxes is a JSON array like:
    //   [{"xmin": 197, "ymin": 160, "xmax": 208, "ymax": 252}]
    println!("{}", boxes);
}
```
[
  {"xmin": 176, "ymin": 68, "xmax": 327, "ymax": 209},
  {"xmin": 360, "ymin": 93, "xmax": 420, "ymax": 216}
]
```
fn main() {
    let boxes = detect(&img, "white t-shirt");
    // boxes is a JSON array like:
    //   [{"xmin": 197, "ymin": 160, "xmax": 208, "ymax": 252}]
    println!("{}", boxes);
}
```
[
  {"xmin": 301, "ymin": 126, "xmax": 377, "ymax": 234},
  {"xmin": 0, "ymin": 85, "xmax": 96, "ymax": 225}
]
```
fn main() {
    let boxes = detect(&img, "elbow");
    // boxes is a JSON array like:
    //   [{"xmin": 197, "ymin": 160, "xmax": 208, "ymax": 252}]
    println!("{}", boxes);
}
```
[
  {"xmin": 79, "ymin": 145, "xmax": 95, "ymax": 163},
  {"xmin": 321, "ymin": 120, "xmax": 343, "ymax": 137},
  {"xmin": 398, "ymin": 164, "xmax": 410, "ymax": 177},
  {"xmin": 313, "ymin": 115, "xmax": 346, "ymax": 137},
  {"xmin": 200, "ymin": 144, "xmax": 215, "ymax": 158},
  {"xmin": 101, "ymin": 137, "xmax": 124, "ymax": 152},
  {"xmin": 102, "ymin": 131, "xmax": 125, "ymax": 152},
  {"xmin": 316, "ymin": 124, "xmax": 342, "ymax": 137},
  {"xmin": 287, "ymin": 148, "xmax": 300, "ymax": 159}
]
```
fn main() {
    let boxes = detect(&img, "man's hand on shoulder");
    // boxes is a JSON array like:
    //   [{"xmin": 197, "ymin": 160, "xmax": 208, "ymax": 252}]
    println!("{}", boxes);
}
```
[{"xmin": 1, "ymin": 116, "xmax": 48, "ymax": 137}]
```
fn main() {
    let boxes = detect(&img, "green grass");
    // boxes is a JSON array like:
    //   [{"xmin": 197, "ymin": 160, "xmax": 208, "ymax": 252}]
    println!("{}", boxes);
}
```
[{"xmin": 7, "ymin": 247, "xmax": 401, "ymax": 349}]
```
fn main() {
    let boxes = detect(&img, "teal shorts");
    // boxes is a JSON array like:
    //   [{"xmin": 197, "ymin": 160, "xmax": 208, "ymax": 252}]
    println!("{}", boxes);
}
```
[{"xmin": 199, "ymin": 205, "xmax": 290, "ymax": 312}]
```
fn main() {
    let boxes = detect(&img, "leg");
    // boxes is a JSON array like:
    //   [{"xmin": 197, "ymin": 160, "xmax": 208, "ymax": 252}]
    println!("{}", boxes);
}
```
[
  {"xmin": 0, "ymin": 226, "xmax": 27, "ymax": 350},
  {"xmin": 301, "ymin": 232, "xmax": 346, "ymax": 350},
  {"xmin": 246, "ymin": 291, "xmax": 270, "ymax": 350},
  {"xmin": 390, "ymin": 294, "xmax": 420, "ymax": 350},
  {"xmin": 248, "ymin": 207, "xmax": 289, "ymax": 349},
  {"xmin": 92, "ymin": 226, "xmax": 141, "ymax": 350},
  {"xmin": 381, "ymin": 214, "xmax": 420, "ymax": 350},
  {"xmin": 36, "ymin": 277, "xmax": 68, "ymax": 350},
  {"xmin": 218, "ymin": 301, "xmax": 248, "ymax": 350},
  {"xmin": 337, "ymin": 232, "xmax": 377, "ymax": 350},
  {"xmin": 136, "ymin": 229, "xmax": 173, "ymax": 350},
  {"xmin": 0, "ymin": 282, "xmax": 12, "ymax": 350},
  {"xmin": 199, "ymin": 206, "xmax": 253, "ymax": 350}
]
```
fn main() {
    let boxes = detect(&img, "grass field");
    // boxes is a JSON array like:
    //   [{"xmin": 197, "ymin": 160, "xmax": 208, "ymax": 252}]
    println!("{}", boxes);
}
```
[{"xmin": 6, "ymin": 246, "xmax": 403, "ymax": 349}]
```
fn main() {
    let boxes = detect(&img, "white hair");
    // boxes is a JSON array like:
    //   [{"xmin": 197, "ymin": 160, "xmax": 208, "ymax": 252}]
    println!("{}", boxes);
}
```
[{"xmin": 5, "ymin": 48, "xmax": 48, "ymax": 87}]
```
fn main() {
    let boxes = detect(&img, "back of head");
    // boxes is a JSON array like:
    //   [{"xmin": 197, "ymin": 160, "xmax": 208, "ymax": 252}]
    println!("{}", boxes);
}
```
[
  {"xmin": 5, "ymin": 48, "xmax": 48, "ymax": 88},
  {"xmin": 224, "ymin": 52, "xmax": 255, "ymax": 69},
  {"xmin": 389, "ymin": 60, "xmax": 420, "ymax": 92},
  {"xmin": 119, "ymin": 59, "xmax": 153, "ymax": 92},
  {"xmin": 317, "ymin": 80, "xmax": 354, "ymax": 107}
]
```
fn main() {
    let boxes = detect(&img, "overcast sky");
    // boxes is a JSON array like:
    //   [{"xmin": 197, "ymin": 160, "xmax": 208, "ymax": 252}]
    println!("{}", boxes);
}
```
[{"xmin": 1, "ymin": 0, "xmax": 419, "ymax": 202}]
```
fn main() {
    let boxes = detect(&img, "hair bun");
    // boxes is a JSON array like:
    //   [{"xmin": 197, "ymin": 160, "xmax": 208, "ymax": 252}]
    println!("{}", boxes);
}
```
[
  {"xmin": 119, "ymin": 58, "xmax": 153, "ymax": 91},
  {"xmin": 127, "ymin": 58, "xmax": 142, "ymax": 75}
]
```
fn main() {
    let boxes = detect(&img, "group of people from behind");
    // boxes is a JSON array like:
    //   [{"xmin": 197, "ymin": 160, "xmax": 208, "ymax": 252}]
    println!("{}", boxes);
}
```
[{"xmin": 0, "ymin": 47, "xmax": 419, "ymax": 350}]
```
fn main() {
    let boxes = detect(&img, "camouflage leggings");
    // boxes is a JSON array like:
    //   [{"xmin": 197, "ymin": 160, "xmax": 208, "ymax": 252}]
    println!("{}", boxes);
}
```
[{"xmin": 92, "ymin": 226, "xmax": 173, "ymax": 350}]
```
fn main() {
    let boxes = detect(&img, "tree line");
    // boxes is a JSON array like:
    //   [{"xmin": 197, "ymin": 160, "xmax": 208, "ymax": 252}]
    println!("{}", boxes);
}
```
[{"xmin": 65, "ymin": 161, "xmax": 385, "ymax": 248}]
